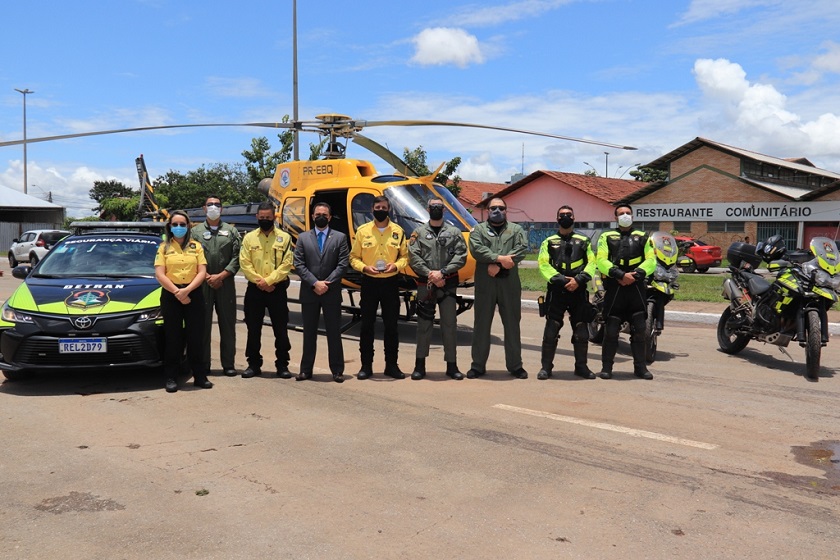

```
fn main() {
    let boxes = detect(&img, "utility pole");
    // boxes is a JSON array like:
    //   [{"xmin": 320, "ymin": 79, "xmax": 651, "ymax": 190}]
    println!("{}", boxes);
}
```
[{"xmin": 15, "ymin": 88, "xmax": 34, "ymax": 195}]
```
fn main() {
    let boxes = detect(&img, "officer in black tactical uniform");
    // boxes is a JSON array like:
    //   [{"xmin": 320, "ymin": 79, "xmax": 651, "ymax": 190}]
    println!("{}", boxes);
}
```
[
  {"xmin": 537, "ymin": 205, "xmax": 597, "ymax": 380},
  {"xmin": 595, "ymin": 204, "xmax": 656, "ymax": 380}
]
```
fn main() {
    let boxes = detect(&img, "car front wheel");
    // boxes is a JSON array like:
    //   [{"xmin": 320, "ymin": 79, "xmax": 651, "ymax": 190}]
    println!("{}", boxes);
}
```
[{"xmin": 8, "ymin": 253, "xmax": 17, "ymax": 267}]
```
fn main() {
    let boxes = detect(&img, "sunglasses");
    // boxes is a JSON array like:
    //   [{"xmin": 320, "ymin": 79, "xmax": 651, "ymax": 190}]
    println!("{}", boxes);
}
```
[
  {"xmin": 558, "ymin": 212, "xmax": 573, "ymax": 218},
  {"xmin": 171, "ymin": 222, "xmax": 188, "ymax": 226},
  {"xmin": 206, "ymin": 202, "xmax": 221, "ymax": 208},
  {"xmin": 489, "ymin": 205, "xmax": 506, "ymax": 211}
]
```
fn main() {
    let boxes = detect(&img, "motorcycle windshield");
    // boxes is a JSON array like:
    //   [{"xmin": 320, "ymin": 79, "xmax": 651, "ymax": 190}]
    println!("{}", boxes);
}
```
[
  {"xmin": 809, "ymin": 237, "xmax": 840, "ymax": 275},
  {"xmin": 649, "ymin": 231, "xmax": 679, "ymax": 266}
]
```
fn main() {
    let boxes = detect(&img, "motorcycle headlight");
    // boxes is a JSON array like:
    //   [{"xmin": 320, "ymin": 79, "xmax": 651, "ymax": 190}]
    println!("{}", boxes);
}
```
[
  {"xmin": 2, "ymin": 304, "xmax": 34, "ymax": 324},
  {"xmin": 653, "ymin": 264, "xmax": 679, "ymax": 283},
  {"xmin": 137, "ymin": 307, "xmax": 163, "ymax": 322},
  {"xmin": 812, "ymin": 269, "xmax": 838, "ymax": 291}
]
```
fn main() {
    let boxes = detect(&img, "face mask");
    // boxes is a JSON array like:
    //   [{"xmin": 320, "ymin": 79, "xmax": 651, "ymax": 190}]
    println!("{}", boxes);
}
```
[
  {"xmin": 428, "ymin": 206, "xmax": 444, "ymax": 220},
  {"xmin": 373, "ymin": 209, "xmax": 389, "ymax": 222},
  {"xmin": 617, "ymin": 213, "xmax": 633, "ymax": 228},
  {"xmin": 258, "ymin": 219, "xmax": 275, "ymax": 232},
  {"xmin": 205, "ymin": 206, "xmax": 221, "ymax": 221},
  {"xmin": 170, "ymin": 224, "xmax": 188, "ymax": 238},
  {"xmin": 488, "ymin": 209, "xmax": 506, "ymax": 225},
  {"xmin": 313, "ymin": 215, "xmax": 329, "ymax": 228},
  {"xmin": 558, "ymin": 215, "xmax": 574, "ymax": 229}
]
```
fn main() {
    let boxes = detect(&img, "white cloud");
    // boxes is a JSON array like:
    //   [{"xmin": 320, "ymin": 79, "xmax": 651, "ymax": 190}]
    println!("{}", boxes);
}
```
[
  {"xmin": 205, "ymin": 77, "xmax": 272, "ymax": 98},
  {"xmin": 692, "ymin": 57, "xmax": 840, "ymax": 163},
  {"xmin": 410, "ymin": 28, "xmax": 485, "ymax": 68},
  {"xmin": 813, "ymin": 41, "xmax": 840, "ymax": 74},
  {"xmin": 445, "ymin": 0, "xmax": 574, "ymax": 27},
  {"xmin": 674, "ymin": 0, "xmax": 780, "ymax": 26}
]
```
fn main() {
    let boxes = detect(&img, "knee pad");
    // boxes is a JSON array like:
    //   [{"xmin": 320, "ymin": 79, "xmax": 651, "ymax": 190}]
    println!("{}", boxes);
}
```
[
  {"xmin": 572, "ymin": 322, "xmax": 589, "ymax": 344},
  {"xmin": 605, "ymin": 315, "xmax": 622, "ymax": 338},
  {"xmin": 630, "ymin": 311, "xmax": 646, "ymax": 333}
]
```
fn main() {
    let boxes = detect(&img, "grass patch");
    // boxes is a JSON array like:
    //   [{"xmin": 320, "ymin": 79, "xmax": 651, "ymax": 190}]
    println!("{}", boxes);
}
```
[{"xmin": 519, "ymin": 268, "xmax": 725, "ymax": 302}]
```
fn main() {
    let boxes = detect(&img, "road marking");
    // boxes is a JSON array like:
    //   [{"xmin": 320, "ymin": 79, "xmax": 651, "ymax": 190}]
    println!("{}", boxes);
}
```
[{"xmin": 493, "ymin": 404, "xmax": 719, "ymax": 450}]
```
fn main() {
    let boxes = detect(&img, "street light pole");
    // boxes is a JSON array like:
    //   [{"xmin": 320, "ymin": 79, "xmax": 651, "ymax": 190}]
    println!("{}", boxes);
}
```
[
  {"xmin": 583, "ymin": 161, "xmax": 597, "ymax": 175},
  {"xmin": 604, "ymin": 152, "xmax": 609, "ymax": 178},
  {"xmin": 14, "ymin": 88, "xmax": 34, "ymax": 195},
  {"xmin": 617, "ymin": 163, "xmax": 642, "ymax": 180}
]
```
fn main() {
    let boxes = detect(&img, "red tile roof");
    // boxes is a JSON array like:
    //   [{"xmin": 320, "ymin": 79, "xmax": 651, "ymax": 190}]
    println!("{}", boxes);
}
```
[
  {"xmin": 476, "ymin": 171, "xmax": 648, "ymax": 207},
  {"xmin": 456, "ymin": 180, "xmax": 506, "ymax": 206}
]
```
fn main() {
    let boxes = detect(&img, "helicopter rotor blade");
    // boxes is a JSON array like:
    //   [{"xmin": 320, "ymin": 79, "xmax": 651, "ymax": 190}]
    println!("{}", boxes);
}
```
[
  {"xmin": 351, "ymin": 134, "xmax": 420, "ymax": 177},
  {"xmin": 355, "ymin": 120, "xmax": 638, "ymax": 151},
  {"xmin": 0, "ymin": 122, "xmax": 298, "ymax": 148}
]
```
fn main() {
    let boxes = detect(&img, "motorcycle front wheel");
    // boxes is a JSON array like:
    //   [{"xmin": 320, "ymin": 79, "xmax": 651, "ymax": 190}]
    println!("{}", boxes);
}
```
[
  {"xmin": 804, "ymin": 309, "xmax": 821, "ymax": 381},
  {"xmin": 717, "ymin": 307, "xmax": 750, "ymax": 354}
]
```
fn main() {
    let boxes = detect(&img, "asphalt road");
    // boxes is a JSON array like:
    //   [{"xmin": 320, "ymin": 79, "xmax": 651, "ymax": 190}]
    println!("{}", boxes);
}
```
[{"xmin": 1, "ymin": 274, "xmax": 839, "ymax": 559}]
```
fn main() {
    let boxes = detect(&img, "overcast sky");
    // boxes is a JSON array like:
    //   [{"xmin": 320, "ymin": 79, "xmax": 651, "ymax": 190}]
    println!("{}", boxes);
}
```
[{"xmin": 2, "ymin": 0, "xmax": 839, "ymax": 216}]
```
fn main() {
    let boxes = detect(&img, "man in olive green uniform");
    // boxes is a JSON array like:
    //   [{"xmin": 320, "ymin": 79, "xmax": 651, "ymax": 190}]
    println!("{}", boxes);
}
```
[
  {"xmin": 191, "ymin": 195, "xmax": 241, "ymax": 377},
  {"xmin": 595, "ymin": 204, "xmax": 656, "ymax": 380},
  {"xmin": 408, "ymin": 197, "xmax": 468, "ymax": 380},
  {"xmin": 537, "ymin": 205, "xmax": 597, "ymax": 380},
  {"xmin": 467, "ymin": 198, "xmax": 529, "ymax": 379}
]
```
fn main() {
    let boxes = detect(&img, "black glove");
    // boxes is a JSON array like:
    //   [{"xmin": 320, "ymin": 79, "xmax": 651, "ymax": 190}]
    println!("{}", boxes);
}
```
[
  {"xmin": 633, "ymin": 269, "xmax": 646, "ymax": 282},
  {"xmin": 549, "ymin": 274, "xmax": 569, "ymax": 286}
]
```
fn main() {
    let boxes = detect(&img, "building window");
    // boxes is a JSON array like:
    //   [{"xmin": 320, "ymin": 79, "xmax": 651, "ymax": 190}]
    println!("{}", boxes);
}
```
[
  {"xmin": 707, "ymin": 221, "xmax": 745, "ymax": 233},
  {"xmin": 672, "ymin": 221, "xmax": 692, "ymax": 234}
]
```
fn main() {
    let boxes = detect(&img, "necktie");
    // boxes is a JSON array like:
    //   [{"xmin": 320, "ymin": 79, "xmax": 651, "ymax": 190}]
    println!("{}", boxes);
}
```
[{"xmin": 318, "ymin": 231, "xmax": 325, "ymax": 253}]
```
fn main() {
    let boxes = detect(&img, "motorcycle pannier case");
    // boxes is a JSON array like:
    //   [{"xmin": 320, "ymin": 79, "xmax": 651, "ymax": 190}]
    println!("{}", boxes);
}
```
[{"xmin": 727, "ymin": 242, "xmax": 762, "ymax": 268}]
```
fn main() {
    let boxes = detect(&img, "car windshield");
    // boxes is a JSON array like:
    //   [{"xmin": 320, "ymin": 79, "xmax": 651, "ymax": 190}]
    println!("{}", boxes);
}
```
[
  {"xmin": 381, "ymin": 184, "xmax": 477, "ymax": 233},
  {"xmin": 35, "ymin": 236, "xmax": 161, "ymax": 277}
]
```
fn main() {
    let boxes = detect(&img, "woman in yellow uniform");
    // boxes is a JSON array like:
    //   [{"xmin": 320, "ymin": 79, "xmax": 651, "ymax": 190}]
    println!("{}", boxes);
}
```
[{"xmin": 154, "ymin": 210, "xmax": 211, "ymax": 392}]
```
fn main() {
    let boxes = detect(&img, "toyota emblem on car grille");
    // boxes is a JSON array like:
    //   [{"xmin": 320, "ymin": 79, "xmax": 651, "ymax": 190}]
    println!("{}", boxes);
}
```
[{"xmin": 72, "ymin": 316, "xmax": 95, "ymax": 330}]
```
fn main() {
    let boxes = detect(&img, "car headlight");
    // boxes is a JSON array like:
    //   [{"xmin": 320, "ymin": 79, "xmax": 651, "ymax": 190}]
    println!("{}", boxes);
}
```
[
  {"xmin": 137, "ymin": 307, "xmax": 163, "ymax": 322},
  {"xmin": 2, "ymin": 304, "xmax": 34, "ymax": 324}
]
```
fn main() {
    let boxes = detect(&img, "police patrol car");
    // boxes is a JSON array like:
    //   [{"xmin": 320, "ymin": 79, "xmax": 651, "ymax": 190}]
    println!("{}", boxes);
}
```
[{"xmin": 0, "ymin": 222, "xmax": 166, "ymax": 380}]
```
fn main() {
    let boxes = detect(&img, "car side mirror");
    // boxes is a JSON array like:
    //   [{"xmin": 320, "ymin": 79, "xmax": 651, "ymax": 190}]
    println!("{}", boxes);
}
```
[
  {"xmin": 12, "ymin": 265, "xmax": 32, "ymax": 280},
  {"xmin": 12, "ymin": 238, "xmax": 19, "ymax": 243}
]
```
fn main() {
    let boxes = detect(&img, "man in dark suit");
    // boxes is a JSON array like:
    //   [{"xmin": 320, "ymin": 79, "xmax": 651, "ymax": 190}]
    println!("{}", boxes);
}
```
[{"xmin": 293, "ymin": 202, "xmax": 350, "ymax": 383}]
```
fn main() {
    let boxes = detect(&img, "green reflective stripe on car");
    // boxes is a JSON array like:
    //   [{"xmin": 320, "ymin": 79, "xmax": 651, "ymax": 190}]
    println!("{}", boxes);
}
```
[
  {"xmin": 7, "ymin": 284, "xmax": 37, "ymax": 311},
  {"xmin": 135, "ymin": 287, "xmax": 163, "ymax": 309}
]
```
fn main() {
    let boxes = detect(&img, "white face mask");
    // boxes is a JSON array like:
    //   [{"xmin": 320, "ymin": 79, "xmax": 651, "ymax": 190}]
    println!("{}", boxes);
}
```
[
  {"xmin": 205, "ymin": 206, "xmax": 222, "ymax": 221},
  {"xmin": 617, "ymin": 213, "xmax": 633, "ymax": 228}
]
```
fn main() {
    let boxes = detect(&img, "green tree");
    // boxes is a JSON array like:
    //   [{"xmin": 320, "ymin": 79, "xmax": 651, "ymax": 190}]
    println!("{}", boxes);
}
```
[
  {"xmin": 154, "ymin": 163, "xmax": 255, "ymax": 211},
  {"xmin": 242, "ymin": 131, "xmax": 295, "ymax": 186},
  {"xmin": 88, "ymin": 180, "xmax": 136, "ymax": 213},
  {"xmin": 629, "ymin": 166, "xmax": 668, "ymax": 182},
  {"xmin": 100, "ymin": 196, "xmax": 142, "ymax": 221},
  {"xmin": 402, "ymin": 146, "xmax": 462, "ymax": 197},
  {"xmin": 583, "ymin": 169, "xmax": 599, "ymax": 177}
]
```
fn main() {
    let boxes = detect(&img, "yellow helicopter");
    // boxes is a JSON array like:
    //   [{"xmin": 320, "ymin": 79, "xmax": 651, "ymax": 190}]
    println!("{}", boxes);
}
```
[{"xmin": 1, "ymin": 113, "xmax": 637, "ymax": 322}]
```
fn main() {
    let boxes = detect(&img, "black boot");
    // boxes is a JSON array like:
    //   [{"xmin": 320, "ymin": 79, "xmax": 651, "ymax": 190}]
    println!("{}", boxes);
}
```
[
  {"xmin": 630, "ymin": 311, "xmax": 653, "ymax": 380},
  {"xmin": 573, "ymin": 322, "xmax": 595, "ymax": 379},
  {"xmin": 411, "ymin": 358, "xmax": 426, "ymax": 380},
  {"xmin": 384, "ymin": 362, "xmax": 405, "ymax": 379},
  {"xmin": 357, "ymin": 363, "xmax": 373, "ymax": 380},
  {"xmin": 445, "ymin": 361, "xmax": 463, "ymax": 380},
  {"xmin": 538, "ymin": 319, "xmax": 560, "ymax": 380},
  {"xmin": 599, "ymin": 315, "xmax": 621, "ymax": 379}
]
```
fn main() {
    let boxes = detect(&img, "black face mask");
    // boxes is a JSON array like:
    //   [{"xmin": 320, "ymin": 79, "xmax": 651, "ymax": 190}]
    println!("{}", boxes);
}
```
[
  {"xmin": 258, "ymin": 219, "xmax": 275, "ymax": 232},
  {"xmin": 373, "ymin": 209, "xmax": 389, "ymax": 222},
  {"xmin": 558, "ymin": 215, "xmax": 574, "ymax": 229},
  {"xmin": 313, "ymin": 215, "xmax": 329, "ymax": 228},
  {"xmin": 428, "ymin": 206, "xmax": 444, "ymax": 220},
  {"xmin": 488, "ymin": 209, "xmax": 506, "ymax": 225}
]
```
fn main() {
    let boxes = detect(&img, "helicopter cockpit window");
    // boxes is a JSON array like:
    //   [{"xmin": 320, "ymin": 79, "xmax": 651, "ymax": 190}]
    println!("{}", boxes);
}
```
[
  {"xmin": 384, "ymin": 184, "xmax": 473, "ymax": 233},
  {"xmin": 282, "ymin": 197, "xmax": 307, "ymax": 236},
  {"xmin": 434, "ymin": 185, "xmax": 478, "ymax": 228}
]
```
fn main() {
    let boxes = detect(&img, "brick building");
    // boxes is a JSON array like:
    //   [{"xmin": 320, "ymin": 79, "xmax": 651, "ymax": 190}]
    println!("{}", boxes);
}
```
[{"xmin": 619, "ymin": 137, "xmax": 840, "ymax": 249}]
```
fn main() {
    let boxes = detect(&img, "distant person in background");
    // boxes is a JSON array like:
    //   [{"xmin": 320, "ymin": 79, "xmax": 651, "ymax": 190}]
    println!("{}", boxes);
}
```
[
  {"xmin": 154, "ymin": 210, "xmax": 210, "ymax": 393},
  {"xmin": 191, "ymin": 195, "xmax": 241, "ymax": 377}
]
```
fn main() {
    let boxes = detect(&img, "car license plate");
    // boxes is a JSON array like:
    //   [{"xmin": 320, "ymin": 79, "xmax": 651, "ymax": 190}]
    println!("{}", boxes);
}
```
[{"xmin": 58, "ymin": 338, "xmax": 107, "ymax": 354}]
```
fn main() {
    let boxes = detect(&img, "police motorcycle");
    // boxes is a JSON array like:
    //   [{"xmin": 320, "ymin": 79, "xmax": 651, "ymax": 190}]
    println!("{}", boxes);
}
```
[
  {"xmin": 717, "ymin": 235, "xmax": 840, "ymax": 380},
  {"xmin": 588, "ymin": 231, "xmax": 681, "ymax": 364}
]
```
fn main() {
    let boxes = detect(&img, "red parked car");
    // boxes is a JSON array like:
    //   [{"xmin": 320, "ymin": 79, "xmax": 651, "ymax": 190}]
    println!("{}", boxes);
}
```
[{"xmin": 675, "ymin": 236, "xmax": 722, "ymax": 273}]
